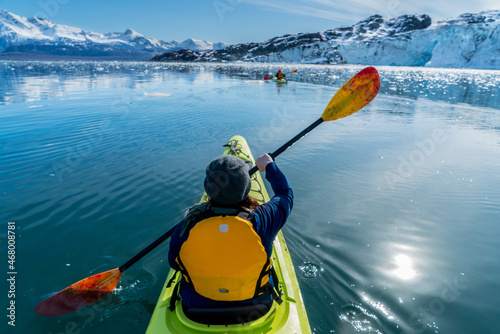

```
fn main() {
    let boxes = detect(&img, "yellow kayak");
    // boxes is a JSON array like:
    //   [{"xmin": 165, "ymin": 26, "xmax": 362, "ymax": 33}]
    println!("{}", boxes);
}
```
[{"xmin": 146, "ymin": 135, "xmax": 311, "ymax": 334}]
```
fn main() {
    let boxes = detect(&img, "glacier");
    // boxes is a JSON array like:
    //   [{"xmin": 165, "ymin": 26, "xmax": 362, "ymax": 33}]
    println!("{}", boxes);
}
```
[
  {"xmin": 152, "ymin": 10, "xmax": 500, "ymax": 70},
  {"xmin": 336, "ymin": 11, "xmax": 500, "ymax": 69}
]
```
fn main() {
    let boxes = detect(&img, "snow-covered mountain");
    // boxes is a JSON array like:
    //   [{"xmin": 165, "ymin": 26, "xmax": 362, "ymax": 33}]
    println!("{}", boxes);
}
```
[
  {"xmin": 0, "ymin": 9, "xmax": 225, "ymax": 60},
  {"xmin": 151, "ymin": 10, "xmax": 500, "ymax": 69},
  {"xmin": 178, "ymin": 38, "xmax": 228, "ymax": 51}
]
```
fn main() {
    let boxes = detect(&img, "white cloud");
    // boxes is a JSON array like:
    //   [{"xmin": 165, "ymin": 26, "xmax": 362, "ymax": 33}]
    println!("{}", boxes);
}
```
[
  {"xmin": 240, "ymin": 0, "xmax": 357, "ymax": 22},
  {"xmin": 242, "ymin": 0, "xmax": 500, "ymax": 24}
]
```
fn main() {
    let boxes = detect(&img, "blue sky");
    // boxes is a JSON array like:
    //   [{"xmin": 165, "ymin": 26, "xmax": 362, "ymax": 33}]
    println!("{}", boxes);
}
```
[{"xmin": 2, "ymin": 0, "xmax": 499, "ymax": 44}]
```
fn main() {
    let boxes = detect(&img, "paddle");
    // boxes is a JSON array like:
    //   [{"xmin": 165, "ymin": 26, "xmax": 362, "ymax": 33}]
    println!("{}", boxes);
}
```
[
  {"xmin": 264, "ymin": 69, "xmax": 297, "ymax": 80},
  {"xmin": 35, "ymin": 66, "xmax": 380, "ymax": 317},
  {"xmin": 35, "ymin": 223, "xmax": 179, "ymax": 316},
  {"xmin": 250, "ymin": 66, "xmax": 380, "ymax": 175}
]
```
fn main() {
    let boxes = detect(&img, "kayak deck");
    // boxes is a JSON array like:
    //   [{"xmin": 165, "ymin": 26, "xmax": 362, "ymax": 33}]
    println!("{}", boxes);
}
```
[
  {"xmin": 146, "ymin": 135, "xmax": 310, "ymax": 334},
  {"xmin": 273, "ymin": 76, "xmax": 287, "ymax": 84}
]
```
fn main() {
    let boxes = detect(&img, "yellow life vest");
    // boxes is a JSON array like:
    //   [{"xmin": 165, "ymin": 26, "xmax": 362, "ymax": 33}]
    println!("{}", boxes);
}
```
[
  {"xmin": 177, "ymin": 214, "xmax": 271, "ymax": 301},
  {"xmin": 277, "ymin": 71, "xmax": 284, "ymax": 80}
]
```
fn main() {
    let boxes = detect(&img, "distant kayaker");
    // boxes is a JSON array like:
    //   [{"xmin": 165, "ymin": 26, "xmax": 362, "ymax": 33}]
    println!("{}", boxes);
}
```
[
  {"xmin": 276, "ymin": 68, "xmax": 285, "ymax": 80},
  {"xmin": 168, "ymin": 153, "xmax": 292, "ymax": 322}
]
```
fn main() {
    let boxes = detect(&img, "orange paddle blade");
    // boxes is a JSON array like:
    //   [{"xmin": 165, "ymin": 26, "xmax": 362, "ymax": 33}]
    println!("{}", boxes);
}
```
[
  {"xmin": 35, "ymin": 268, "xmax": 122, "ymax": 316},
  {"xmin": 291, "ymin": 69, "xmax": 298, "ymax": 73},
  {"xmin": 321, "ymin": 66, "xmax": 380, "ymax": 122},
  {"xmin": 263, "ymin": 76, "xmax": 271, "ymax": 80}
]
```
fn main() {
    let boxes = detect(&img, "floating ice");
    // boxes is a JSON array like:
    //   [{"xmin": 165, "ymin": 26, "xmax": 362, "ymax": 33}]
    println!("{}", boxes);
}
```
[{"xmin": 144, "ymin": 92, "xmax": 173, "ymax": 98}]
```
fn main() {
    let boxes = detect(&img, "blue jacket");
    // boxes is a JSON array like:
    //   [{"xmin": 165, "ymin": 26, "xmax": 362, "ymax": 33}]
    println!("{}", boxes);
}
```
[{"xmin": 168, "ymin": 162, "xmax": 293, "ymax": 308}]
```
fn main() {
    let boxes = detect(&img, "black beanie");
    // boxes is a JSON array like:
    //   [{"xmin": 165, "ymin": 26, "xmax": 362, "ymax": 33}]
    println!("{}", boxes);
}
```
[{"xmin": 204, "ymin": 155, "xmax": 251, "ymax": 205}]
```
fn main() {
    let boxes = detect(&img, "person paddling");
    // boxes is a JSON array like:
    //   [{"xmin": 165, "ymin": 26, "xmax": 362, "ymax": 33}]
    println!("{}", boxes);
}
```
[
  {"xmin": 168, "ymin": 153, "xmax": 293, "ymax": 323},
  {"xmin": 275, "ymin": 68, "xmax": 285, "ymax": 80}
]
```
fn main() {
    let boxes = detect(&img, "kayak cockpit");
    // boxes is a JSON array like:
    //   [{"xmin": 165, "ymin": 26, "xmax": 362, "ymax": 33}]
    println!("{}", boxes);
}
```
[{"xmin": 182, "ymin": 300, "xmax": 273, "ymax": 325}]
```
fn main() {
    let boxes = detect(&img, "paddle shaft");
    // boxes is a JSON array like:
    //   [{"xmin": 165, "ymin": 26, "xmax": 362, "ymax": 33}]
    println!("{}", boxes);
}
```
[
  {"xmin": 119, "ymin": 222, "xmax": 178, "ymax": 272},
  {"xmin": 249, "ymin": 117, "xmax": 324, "ymax": 175}
]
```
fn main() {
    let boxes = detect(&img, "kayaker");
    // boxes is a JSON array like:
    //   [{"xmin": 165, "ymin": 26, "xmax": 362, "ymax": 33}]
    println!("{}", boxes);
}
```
[
  {"xmin": 168, "ymin": 153, "xmax": 293, "ymax": 322},
  {"xmin": 276, "ymin": 68, "xmax": 285, "ymax": 80}
]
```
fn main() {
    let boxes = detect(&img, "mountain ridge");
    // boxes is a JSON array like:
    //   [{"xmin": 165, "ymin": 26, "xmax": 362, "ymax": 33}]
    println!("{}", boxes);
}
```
[
  {"xmin": 1, "ymin": 9, "xmax": 499, "ymax": 68},
  {"xmin": 0, "ymin": 9, "xmax": 226, "ymax": 60},
  {"xmin": 150, "ymin": 10, "xmax": 500, "ymax": 69}
]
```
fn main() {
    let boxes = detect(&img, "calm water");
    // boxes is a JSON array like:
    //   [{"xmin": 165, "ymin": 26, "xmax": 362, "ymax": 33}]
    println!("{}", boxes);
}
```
[{"xmin": 1, "ymin": 61, "xmax": 499, "ymax": 334}]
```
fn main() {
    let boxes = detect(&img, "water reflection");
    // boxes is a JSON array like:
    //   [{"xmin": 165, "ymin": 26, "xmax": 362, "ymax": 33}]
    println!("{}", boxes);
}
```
[
  {"xmin": 338, "ymin": 303, "xmax": 385, "ymax": 333},
  {"xmin": 2, "ymin": 61, "xmax": 499, "ymax": 109},
  {"xmin": 361, "ymin": 294, "xmax": 394, "ymax": 321},
  {"xmin": 393, "ymin": 254, "xmax": 416, "ymax": 280},
  {"xmin": 0, "ymin": 61, "xmax": 216, "ymax": 105}
]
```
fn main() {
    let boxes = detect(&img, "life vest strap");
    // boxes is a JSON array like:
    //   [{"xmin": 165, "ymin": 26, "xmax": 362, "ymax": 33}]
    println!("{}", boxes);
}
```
[
  {"xmin": 269, "ymin": 265, "xmax": 283, "ymax": 305},
  {"xmin": 181, "ymin": 204, "xmax": 255, "ymax": 238},
  {"xmin": 168, "ymin": 271, "xmax": 181, "ymax": 312},
  {"xmin": 253, "ymin": 256, "xmax": 271, "ymax": 299},
  {"xmin": 166, "ymin": 270, "xmax": 179, "ymax": 288},
  {"xmin": 176, "ymin": 256, "xmax": 193, "ymax": 285}
]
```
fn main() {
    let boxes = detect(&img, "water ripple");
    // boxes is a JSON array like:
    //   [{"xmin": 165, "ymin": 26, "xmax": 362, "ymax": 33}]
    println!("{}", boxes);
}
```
[{"xmin": 2, "ymin": 61, "xmax": 499, "ymax": 334}]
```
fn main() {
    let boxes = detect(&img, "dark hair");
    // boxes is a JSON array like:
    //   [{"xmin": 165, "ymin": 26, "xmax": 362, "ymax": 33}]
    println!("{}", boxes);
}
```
[
  {"xmin": 210, "ymin": 196, "xmax": 260, "ymax": 210},
  {"xmin": 239, "ymin": 196, "xmax": 261, "ymax": 210}
]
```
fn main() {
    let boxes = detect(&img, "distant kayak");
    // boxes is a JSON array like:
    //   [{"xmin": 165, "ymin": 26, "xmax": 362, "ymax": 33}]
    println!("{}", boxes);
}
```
[
  {"xmin": 146, "ymin": 135, "xmax": 311, "ymax": 334},
  {"xmin": 273, "ymin": 76, "xmax": 287, "ymax": 84}
]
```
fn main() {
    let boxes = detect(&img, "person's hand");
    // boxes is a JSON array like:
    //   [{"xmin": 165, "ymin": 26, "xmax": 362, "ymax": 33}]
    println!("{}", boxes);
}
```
[{"xmin": 256, "ymin": 154, "xmax": 273, "ymax": 172}]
